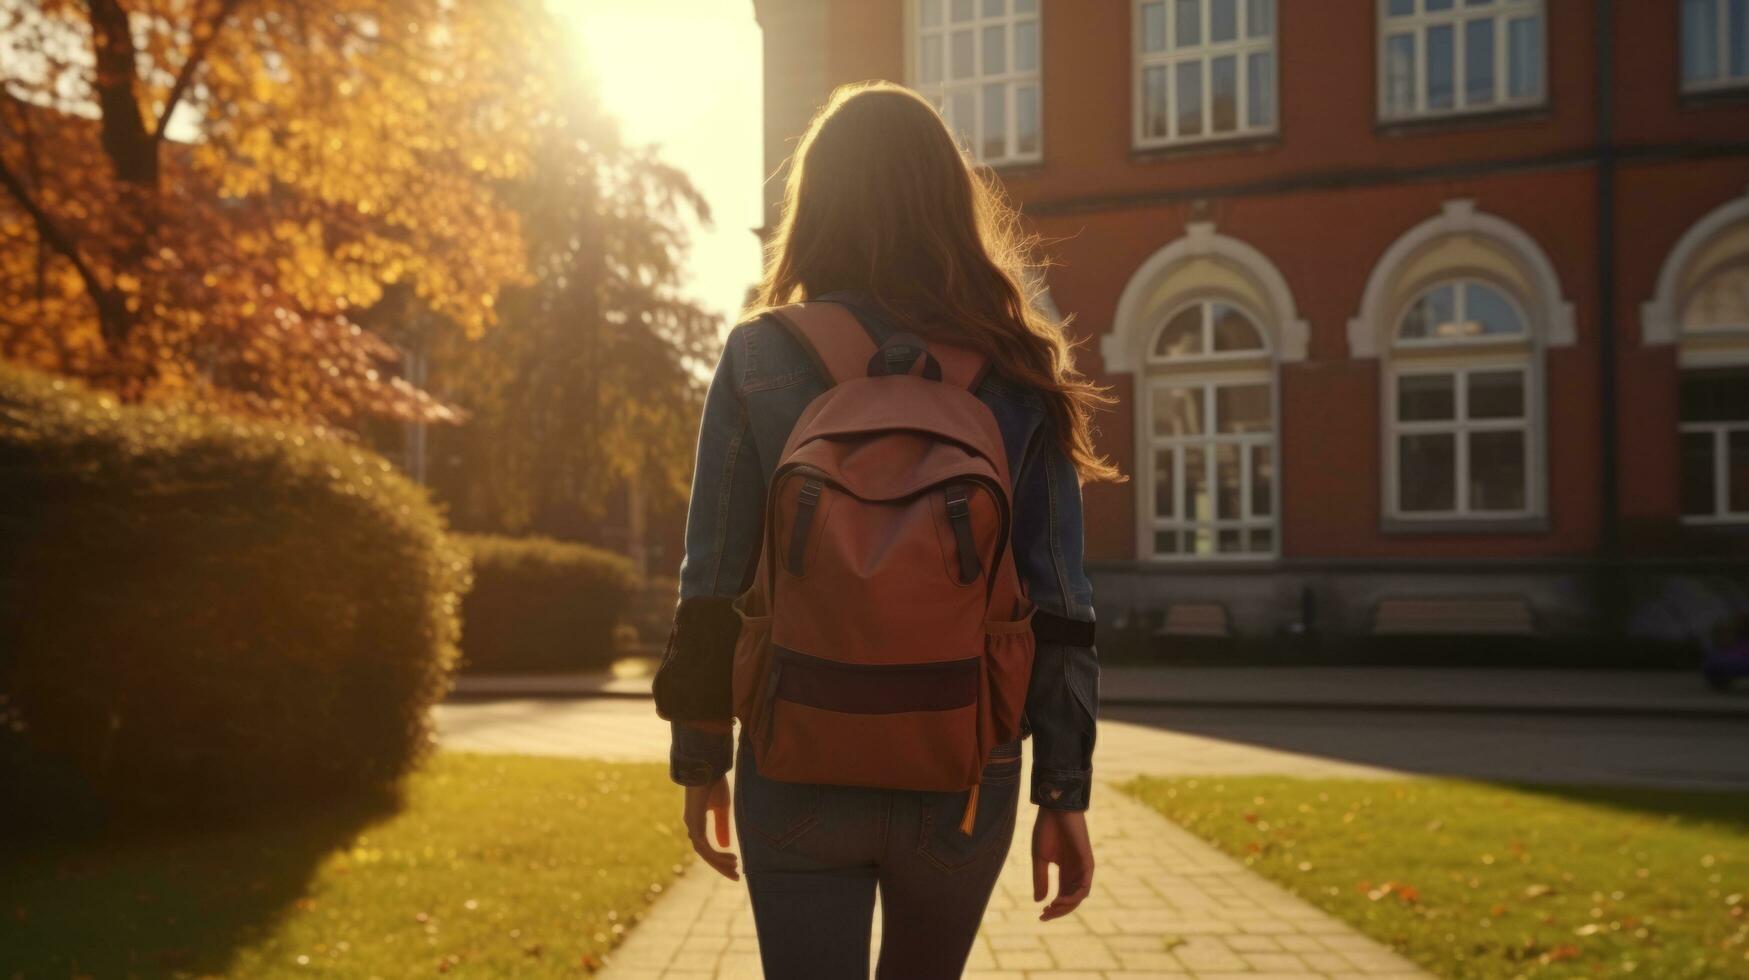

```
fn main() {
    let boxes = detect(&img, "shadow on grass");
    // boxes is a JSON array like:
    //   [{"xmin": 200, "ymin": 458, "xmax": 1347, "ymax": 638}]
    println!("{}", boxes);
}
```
[{"xmin": 0, "ymin": 788, "xmax": 401, "ymax": 979}]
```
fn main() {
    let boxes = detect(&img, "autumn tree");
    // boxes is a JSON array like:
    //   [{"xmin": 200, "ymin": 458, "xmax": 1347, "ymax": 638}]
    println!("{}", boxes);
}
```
[
  {"xmin": 0, "ymin": 0, "xmax": 550, "ymax": 422},
  {"xmin": 421, "ymin": 32, "xmax": 717, "ymax": 536}
]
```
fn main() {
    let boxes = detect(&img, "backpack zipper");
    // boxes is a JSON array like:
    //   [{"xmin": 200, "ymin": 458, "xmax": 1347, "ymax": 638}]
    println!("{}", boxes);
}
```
[{"xmin": 959, "ymin": 782, "xmax": 980, "ymax": 836}]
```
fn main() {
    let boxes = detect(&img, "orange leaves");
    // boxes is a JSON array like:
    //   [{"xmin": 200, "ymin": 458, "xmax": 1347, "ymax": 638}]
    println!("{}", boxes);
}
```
[{"xmin": 1358, "ymin": 880, "xmax": 1423, "ymax": 906}]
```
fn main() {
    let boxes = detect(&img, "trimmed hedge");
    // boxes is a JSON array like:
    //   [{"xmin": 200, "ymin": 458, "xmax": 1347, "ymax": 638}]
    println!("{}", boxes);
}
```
[
  {"xmin": 456, "ymin": 534, "xmax": 637, "ymax": 673},
  {"xmin": 0, "ymin": 365, "xmax": 469, "ymax": 822}
]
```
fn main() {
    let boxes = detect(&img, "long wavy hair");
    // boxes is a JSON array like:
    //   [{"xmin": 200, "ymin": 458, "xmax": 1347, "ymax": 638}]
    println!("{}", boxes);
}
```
[{"xmin": 747, "ymin": 81, "xmax": 1120, "ymax": 483}]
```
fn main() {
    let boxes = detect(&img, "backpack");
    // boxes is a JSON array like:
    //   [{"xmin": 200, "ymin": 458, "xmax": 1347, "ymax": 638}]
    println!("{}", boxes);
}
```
[{"xmin": 731, "ymin": 301, "xmax": 1036, "ymax": 835}]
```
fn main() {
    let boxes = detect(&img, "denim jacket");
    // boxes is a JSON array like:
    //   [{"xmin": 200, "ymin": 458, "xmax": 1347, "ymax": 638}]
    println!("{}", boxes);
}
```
[{"xmin": 660, "ymin": 291, "xmax": 1099, "ymax": 810}]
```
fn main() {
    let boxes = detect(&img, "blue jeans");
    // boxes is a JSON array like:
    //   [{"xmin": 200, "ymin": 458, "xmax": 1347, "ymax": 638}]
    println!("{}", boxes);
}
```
[{"xmin": 734, "ymin": 734, "xmax": 1023, "ymax": 979}]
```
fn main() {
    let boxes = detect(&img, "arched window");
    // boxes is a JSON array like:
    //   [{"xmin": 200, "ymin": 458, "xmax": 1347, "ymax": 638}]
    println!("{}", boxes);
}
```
[
  {"xmin": 1350, "ymin": 200, "xmax": 1570, "ymax": 527},
  {"xmin": 1647, "ymin": 193, "xmax": 1749, "ymax": 524},
  {"xmin": 1389, "ymin": 280, "xmax": 1534, "ymax": 517},
  {"xmin": 1146, "ymin": 299, "xmax": 1276, "ymax": 557}
]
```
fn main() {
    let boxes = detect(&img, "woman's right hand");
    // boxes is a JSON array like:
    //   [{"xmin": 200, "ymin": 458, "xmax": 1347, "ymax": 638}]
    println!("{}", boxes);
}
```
[
  {"xmin": 1032, "ymin": 807, "xmax": 1094, "ymax": 920},
  {"xmin": 684, "ymin": 776, "xmax": 740, "ymax": 880}
]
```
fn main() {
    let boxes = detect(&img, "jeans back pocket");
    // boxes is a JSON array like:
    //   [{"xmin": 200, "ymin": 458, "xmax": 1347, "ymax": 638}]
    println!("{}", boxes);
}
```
[{"xmin": 915, "ymin": 748, "xmax": 1021, "ymax": 873}]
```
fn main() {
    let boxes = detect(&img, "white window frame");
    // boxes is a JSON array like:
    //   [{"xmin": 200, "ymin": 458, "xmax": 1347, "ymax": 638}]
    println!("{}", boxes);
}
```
[
  {"xmin": 1681, "ymin": 421, "xmax": 1749, "ymax": 525},
  {"xmin": 1376, "ymin": 0, "xmax": 1547, "ymax": 123},
  {"xmin": 1387, "ymin": 360, "xmax": 1536, "ymax": 520},
  {"xmin": 1142, "ymin": 299, "xmax": 1279, "ymax": 561},
  {"xmin": 908, "ymin": 0, "xmax": 1043, "ymax": 166},
  {"xmin": 1681, "ymin": 0, "xmax": 1749, "ymax": 94},
  {"xmin": 1132, "ymin": 0, "xmax": 1278, "ymax": 149}
]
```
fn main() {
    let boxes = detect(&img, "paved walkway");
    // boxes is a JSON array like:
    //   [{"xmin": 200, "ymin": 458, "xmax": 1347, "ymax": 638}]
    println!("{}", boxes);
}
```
[{"xmin": 438, "ymin": 703, "xmax": 1428, "ymax": 978}]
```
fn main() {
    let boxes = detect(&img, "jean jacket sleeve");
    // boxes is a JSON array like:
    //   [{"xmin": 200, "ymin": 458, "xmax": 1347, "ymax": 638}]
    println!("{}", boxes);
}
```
[
  {"xmin": 1011, "ymin": 425, "xmax": 1100, "ymax": 811},
  {"xmin": 654, "ymin": 327, "xmax": 762, "ymax": 787}
]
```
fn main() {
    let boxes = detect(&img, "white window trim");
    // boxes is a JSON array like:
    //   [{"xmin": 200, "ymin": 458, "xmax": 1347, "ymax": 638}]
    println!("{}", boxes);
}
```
[
  {"xmin": 1376, "ymin": 0, "xmax": 1547, "ymax": 123},
  {"xmin": 1132, "ymin": 0, "xmax": 1278, "ymax": 149},
  {"xmin": 1643, "ymin": 189, "xmax": 1749, "ymax": 347},
  {"xmin": 1386, "ymin": 359, "xmax": 1539, "ymax": 521},
  {"xmin": 906, "ymin": 0, "xmax": 1043, "ymax": 167},
  {"xmin": 1681, "ymin": 0, "xmax": 1749, "ymax": 94},
  {"xmin": 1139, "ymin": 299, "xmax": 1281, "ymax": 562},
  {"xmin": 1393, "ymin": 277, "xmax": 1534, "ymax": 350}
]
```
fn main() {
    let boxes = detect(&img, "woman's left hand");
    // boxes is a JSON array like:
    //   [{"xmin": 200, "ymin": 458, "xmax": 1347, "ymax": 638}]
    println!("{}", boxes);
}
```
[{"xmin": 684, "ymin": 776, "xmax": 739, "ymax": 880}]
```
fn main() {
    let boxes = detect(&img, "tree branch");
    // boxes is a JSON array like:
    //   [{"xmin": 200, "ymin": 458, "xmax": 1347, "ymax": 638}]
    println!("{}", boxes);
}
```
[
  {"xmin": 0, "ymin": 141, "xmax": 108, "ymax": 309},
  {"xmin": 151, "ymin": 0, "xmax": 249, "ymax": 143},
  {"xmin": 83, "ymin": 0, "xmax": 157, "ymax": 185}
]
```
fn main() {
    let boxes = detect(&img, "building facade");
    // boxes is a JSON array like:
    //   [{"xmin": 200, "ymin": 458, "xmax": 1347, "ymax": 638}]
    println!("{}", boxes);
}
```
[{"xmin": 755, "ymin": 0, "xmax": 1749, "ymax": 657}]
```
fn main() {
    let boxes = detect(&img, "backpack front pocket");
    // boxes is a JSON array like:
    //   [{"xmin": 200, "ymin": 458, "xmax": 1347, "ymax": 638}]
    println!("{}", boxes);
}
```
[{"xmin": 754, "ymin": 647, "xmax": 981, "ymax": 792}]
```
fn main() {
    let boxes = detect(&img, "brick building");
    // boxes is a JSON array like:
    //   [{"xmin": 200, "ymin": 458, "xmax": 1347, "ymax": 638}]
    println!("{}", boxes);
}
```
[{"xmin": 754, "ymin": 0, "xmax": 1749, "ymax": 656}]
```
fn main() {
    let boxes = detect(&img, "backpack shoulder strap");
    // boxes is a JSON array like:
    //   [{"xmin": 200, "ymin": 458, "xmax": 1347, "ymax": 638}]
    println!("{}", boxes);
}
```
[{"xmin": 767, "ymin": 301, "xmax": 990, "ymax": 392}]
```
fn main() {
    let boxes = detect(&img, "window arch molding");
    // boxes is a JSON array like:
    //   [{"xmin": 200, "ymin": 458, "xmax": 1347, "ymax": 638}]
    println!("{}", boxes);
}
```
[
  {"xmin": 1641, "ymin": 188, "xmax": 1749, "ymax": 351},
  {"xmin": 1346, "ymin": 199, "xmax": 1574, "ymax": 358},
  {"xmin": 1103, "ymin": 221, "xmax": 1307, "ymax": 373}
]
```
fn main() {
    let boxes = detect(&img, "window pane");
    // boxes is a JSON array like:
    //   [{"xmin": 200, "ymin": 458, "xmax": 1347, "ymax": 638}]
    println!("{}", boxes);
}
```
[
  {"xmin": 1247, "ymin": 51, "xmax": 1275, "ymax": 127},
  {"xmin": 951, "ymin": 28, "xmax": 975, "ymax": 78},
  {"xmin": 1387, "ymin": 0, "xmax": 1415, "ymax": 14},
  {"xmin": 1211, "ymin": 302, "xmax": 1263, "ymax": 351},
  {"xmin": 921, "ymin": 0, "xmax": 943, "ymax": 28},
  {"xmin": 1400, "ymin": 433, "xmax": 1457, "ymax": 512},
  {"xmin": 1680, "ymin": 367, "xmax": 1749, "ymax": 423},
  {"xmin": 1731, "ymin": 430, "xmax": 1749, "ymax": 513},
  {"xmin": 1153, "ymin": 448, "xmax": 1176, "ymax": 518},
  {"xmin": 1469, "ymin": 429, "xmax": 1527, "ymax": 511},
  {"xmin": 1247, "ymin": 0, "xmax": 1273, "ymax": 37},
  {"xmin": 1015, "ymin": 19, "xmax": 1038, "ymax": 70},
  {"xmin": 1464, "ymin": 282, "xmax": 1525, "ymax": 337},
  {"xmin": 1465, "ymin": 16, "xmax": 1496, "ymax": 105},
  {"xmin": 1468, "ymin": 370, "xmax": 1525, "ymax": 420},
  {"xmin": 1427, "ymin": 24, "xmax": 1456, "ymax": 110},
  {"xmin": 1681, "ymin": 431, "xmax": 1718, "ymax": 516},
  {"xmin": 1189, "ymin": 527, "xmax": 1215, "ymax": 555},
  {"xmin": 1400, "ymin": 284, "xmax": 1457, "ymax": 340},
  {"xmin": 1142, "ymin": 1, "xmax": 1167, "ymax": 52},
  {"xmin": 1683, "ymin": 0, "xmax": 1719, "ymax": 82},
  {"xmin": 1175, "ymin": 0, "xmax": 1201, "ymax": 48},
  {"xmin": 1385, "ymin": 33, "xmax": 1417, "ymax": 115},
  {"xmin": 1212, "ymin": 0, "xmax": 1238, "ymax": 43},
  {"xmin": 949, "ymin": 89, "xmax": 975, "ymax": 147},
  {"xmin": 1248, "ymin": 526, "xmax": 1274, "ymax": 553},
  {"xmin": 1155, "ymin": 529, "xmax": 1182, "ymax": 554},
  {"xmin": 951, "ymin": 0, "xmax": 974, "ymax": 22},
  {"xmin": 1185, "ymin": 446, "xmax": 1210, "ymax": 519},
  {"xmin": 1684, "ymin": 265, "xmax": 1749, "ymax": 329},
  {"xmin": 921, "ymin": 34, "xmax": 944, "ymax": 83},
  {"xmin": 1251, "ymin": 443, "xmax": 1273, "ymax": 517},
  {"xmin": 1398, "ymin": 373, "xmax": 1457, "ymax": 421},
  {"xmin": 983, "ymin": 0, "xmax": 1005, "ymax": 16},
  {"xmin": 1507, "ymin": 15, "xmax": 1542, "ymax": 98},
  {"xmin": 1427, "ymin": 0, "xmax": 1454, "ymax": 10},
  {"xmin": 1154, "ymin": 305, "xmax": 1204, "ymax": 357},
  {"xmin": 1211, "ymin": 54, "xmax": 1239, "ymax": 132},
  {"xmin": 1216, "ymin": 383, "xmax": 1271, "ymax": 434},
  {"xmin": 983, "ymin": 24, "xmax": 1007, "ymax": 74},
  {"xmin": 1218, "ymin": 528, "xmax": 1245, "ymax": 553},
  {"xmin": 1732, "ymin": 0, "xmax": 1748, "ymax": 77},
  {"xmin": 1015, "ymin": 0, "xmax": 1036, "ymax": 12},
  {"xmin": 1153, "ymin": 386, "xmax": 1205, "ymax": 437},
  {"xmin": 1216, "ymin": 444, "xmax": 1243, "ymax": 520},
  {"xmin": 982, "ymin": 83, "xmax": 1007, "ymax": 159},
  {"xmin": 1143, "ymin": 66, "xmax": 1169, "ymax": 137},
  {"xmin": 1015, "ymin": 84, "xmax": 1039, "ymax": 153},
  {"xmin": 1175, "ymin": 60, "xmax": 1203, "ymax": 135}
]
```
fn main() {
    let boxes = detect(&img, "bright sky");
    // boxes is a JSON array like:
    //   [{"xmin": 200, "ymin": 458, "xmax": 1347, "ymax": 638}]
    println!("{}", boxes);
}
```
[{"xmin": 556, "ymin": 0, "xmax": 767, "ymax": 329}]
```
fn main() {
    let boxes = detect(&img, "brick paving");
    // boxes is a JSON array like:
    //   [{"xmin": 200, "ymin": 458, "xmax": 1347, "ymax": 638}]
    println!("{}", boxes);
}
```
[{"xmin": 438, "ymin": 703, "xmax": 1428, "ymax": 978}]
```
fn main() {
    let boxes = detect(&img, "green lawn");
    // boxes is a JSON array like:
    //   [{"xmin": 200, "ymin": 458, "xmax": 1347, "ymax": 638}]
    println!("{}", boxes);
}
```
[
  {"xmin": 1124, "ymin": 776, "xmax": 1749, "ymax": 979},
  {"xmin": 1, "ymin": 753, "xmax": 692, "ymax": 978}
]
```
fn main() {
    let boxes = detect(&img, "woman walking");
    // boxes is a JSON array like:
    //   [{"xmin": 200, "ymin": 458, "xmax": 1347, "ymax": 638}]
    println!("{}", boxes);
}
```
[{"xmin": 654, "ymin": 81, "xmax": 1108, "ymax": 980}]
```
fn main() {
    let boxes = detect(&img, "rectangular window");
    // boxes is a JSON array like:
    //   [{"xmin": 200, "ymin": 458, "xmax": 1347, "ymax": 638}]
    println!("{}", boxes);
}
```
[
  {"xmin": 1391, "ymin": 365, "xmax": 1533, "ymax": 518},
  {"xmin": 1378, "ymin": 0, "xmax": 1545, "ymax": 121},
  {"xmin": 913, "ymin": 0, "xmax": 1042, "ymax": 164},
  {"xmin": 1682, "ymin": 0, "xmax": 1749, "ymax": 92},
  {"xmin": 1149, "ymin": 379, "xmax": 1276, "ymax": 557},
  {"xmin": 1136, "ymin": 0, "xmax": 1277, "ymax": 147},
  {"xmin": 1680, "ymin": 367, "xmax": 1749, "ymax": 523}
]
